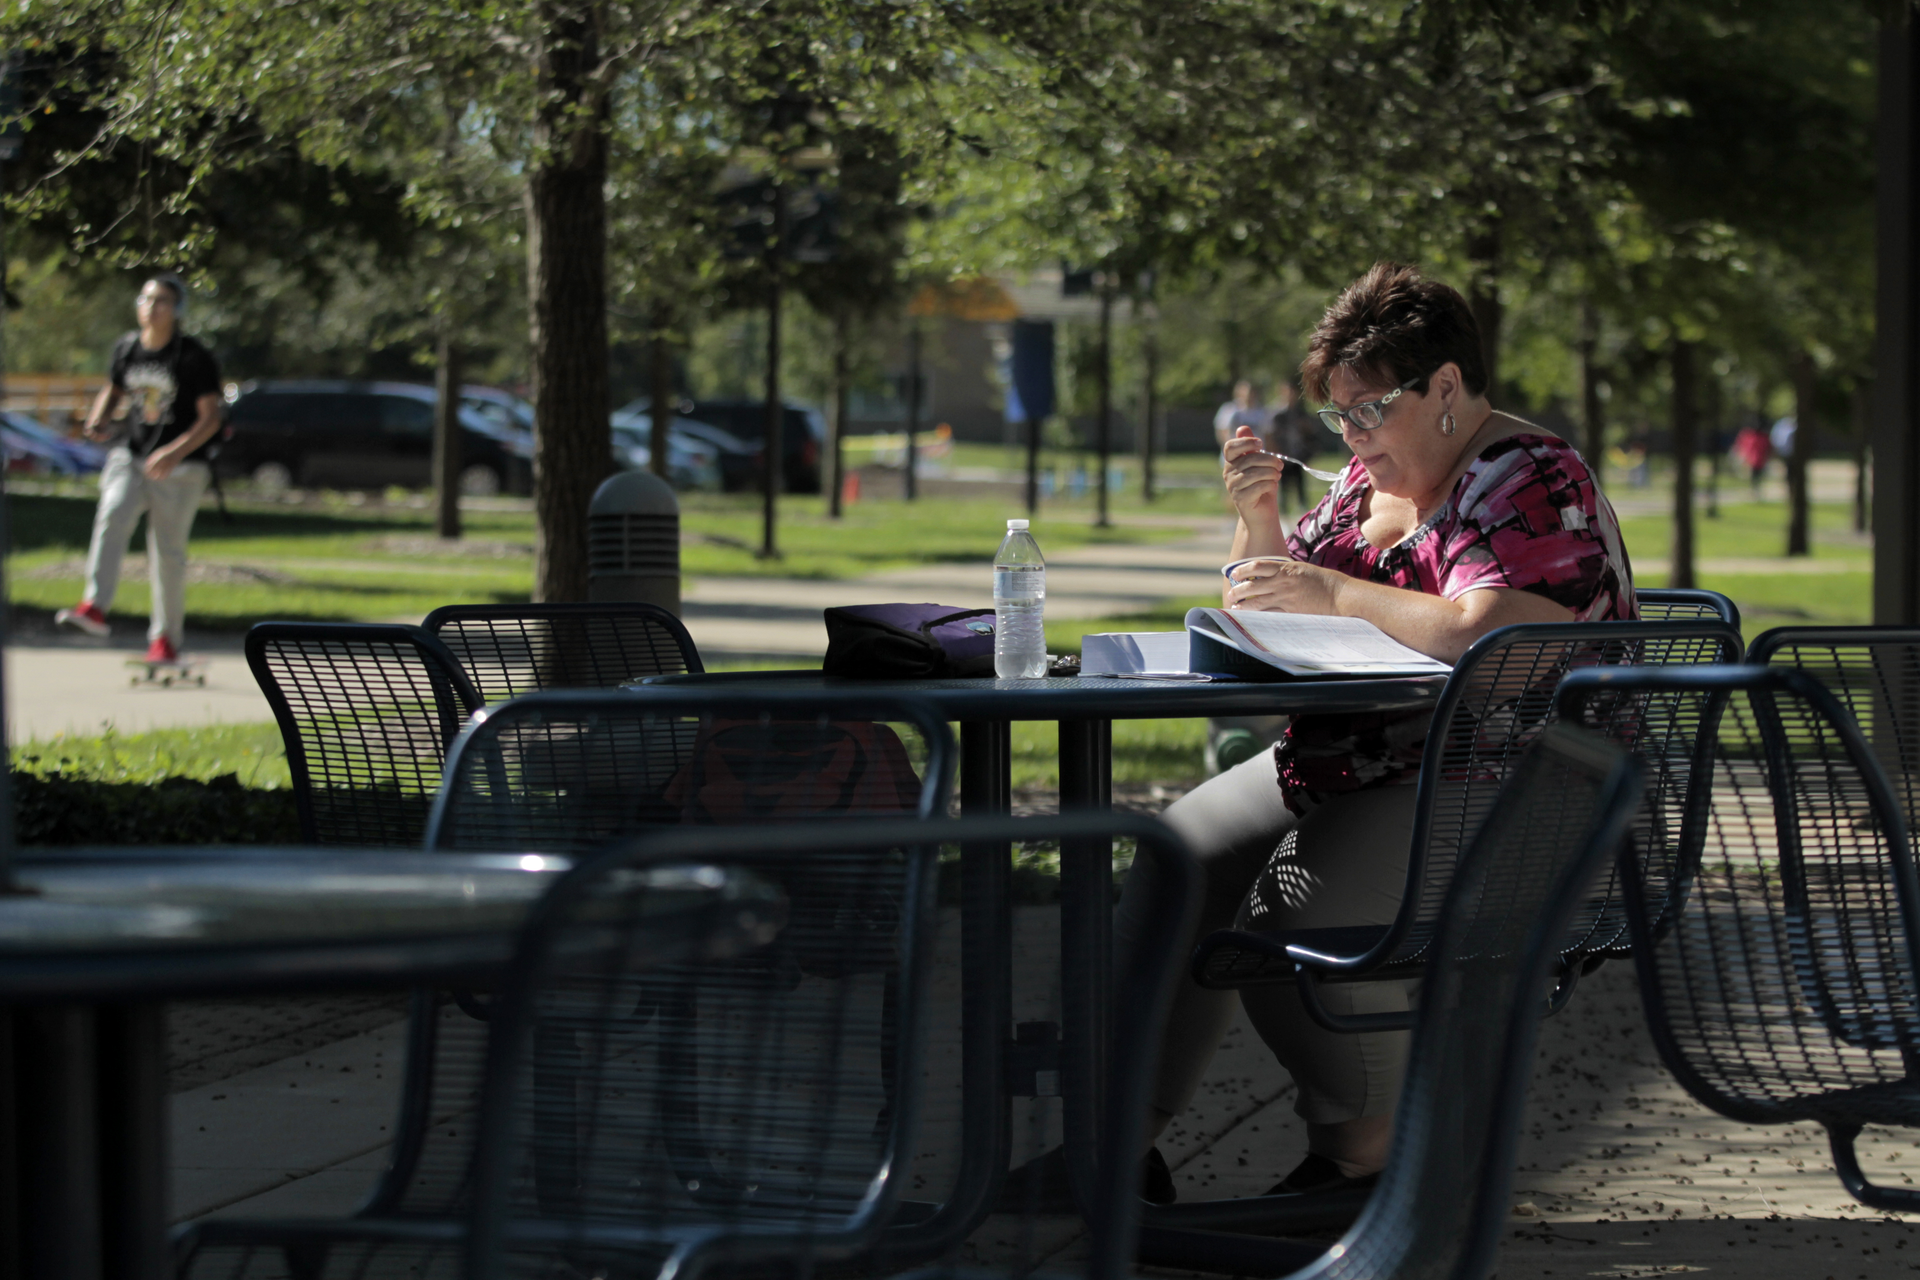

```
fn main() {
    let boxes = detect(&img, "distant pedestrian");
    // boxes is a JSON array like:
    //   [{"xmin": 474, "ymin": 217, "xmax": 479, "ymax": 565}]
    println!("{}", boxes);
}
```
[
  {"xmin": 1732, "ymin": 423, "xmax": 1771, "ymax": 496},
  {"xmin": 1213, "ymin": 380, "xmax": 1271, "ymax": 455},
  {"xmin": 54, "ymin": 275, "xmax": 223, "ymax": 664},
  {"xmin": 1769, "ymin": 414, "xmax": 1797, "ymax": 469},
  {"xmin": 1267, "ymin": 381, "xmax": 1309, "ymax": 512}
]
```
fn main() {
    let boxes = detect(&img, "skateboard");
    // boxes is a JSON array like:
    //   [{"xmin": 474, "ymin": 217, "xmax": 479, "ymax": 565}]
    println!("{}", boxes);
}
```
[{"xmin": 127, "ymin": 656, "xmax": 209, "ymax": 688}]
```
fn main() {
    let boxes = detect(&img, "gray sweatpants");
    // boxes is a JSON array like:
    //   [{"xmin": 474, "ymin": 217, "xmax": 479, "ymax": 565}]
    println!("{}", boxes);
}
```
[
  {"xmin": 1115, "ymin": 752, "xmax": 1419, "ymax": 1125},
  {"xmin": 83, "ymin": 446, "xmax": 212, "ymax": 646}
]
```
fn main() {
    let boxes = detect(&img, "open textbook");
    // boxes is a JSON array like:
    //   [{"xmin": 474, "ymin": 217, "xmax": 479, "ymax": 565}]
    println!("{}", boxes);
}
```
[{"xmin": 1082, "ymin": 608, "xmax": 1451, "ymax": 681}]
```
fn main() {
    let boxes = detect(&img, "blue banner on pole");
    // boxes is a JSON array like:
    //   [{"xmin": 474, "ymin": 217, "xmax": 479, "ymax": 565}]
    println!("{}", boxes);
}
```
[{"xmin": 1007, "ymin": 320, "xmax": 1056, "ymax": 424}]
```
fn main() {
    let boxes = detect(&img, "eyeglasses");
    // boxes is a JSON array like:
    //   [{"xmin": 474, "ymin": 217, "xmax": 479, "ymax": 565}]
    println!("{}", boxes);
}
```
[{"xmin": 1317, "ymin": 374, "xmax": 1423, "ymax": 434}]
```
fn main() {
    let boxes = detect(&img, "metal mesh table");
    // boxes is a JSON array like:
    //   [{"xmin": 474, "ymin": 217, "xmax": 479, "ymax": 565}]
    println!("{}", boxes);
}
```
[{"xmin": 637, "ymin": 670, "xmax": 1446, "ymax": 1249}]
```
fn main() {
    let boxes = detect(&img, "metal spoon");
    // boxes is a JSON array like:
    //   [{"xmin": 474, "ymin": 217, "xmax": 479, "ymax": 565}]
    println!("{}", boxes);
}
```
[{"xmin": 1276, "ymin": 453, "xmax": 1343, "ymax": 482}]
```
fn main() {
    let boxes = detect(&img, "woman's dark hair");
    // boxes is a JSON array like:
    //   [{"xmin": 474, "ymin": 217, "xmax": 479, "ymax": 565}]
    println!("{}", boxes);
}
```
[{"xmin": 1299, "ymin": 262, "xmax": 1487, "ymax": 402}]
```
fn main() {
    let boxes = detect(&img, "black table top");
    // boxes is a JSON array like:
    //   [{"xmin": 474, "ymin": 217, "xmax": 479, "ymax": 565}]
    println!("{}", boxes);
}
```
[
  {"xmin": 0, "ymin": 849, "xmax": 775, "ymax": 1002},
  {"xmin": 638, "ymin": 670, "xmax": 1446, "ymax": 719}
]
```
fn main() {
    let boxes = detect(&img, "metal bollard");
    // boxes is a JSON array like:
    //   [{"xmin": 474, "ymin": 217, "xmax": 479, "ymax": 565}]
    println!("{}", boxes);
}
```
[{"xmin": 587, "ymin": 470, "xmax": 680, "ymax": 613}]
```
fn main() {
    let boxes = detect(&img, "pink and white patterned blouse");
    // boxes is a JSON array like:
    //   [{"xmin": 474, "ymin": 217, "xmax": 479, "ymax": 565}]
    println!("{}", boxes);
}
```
[{"xmin": 1272, "ymin": 432, "xmax": 1636, "ymax": 811}]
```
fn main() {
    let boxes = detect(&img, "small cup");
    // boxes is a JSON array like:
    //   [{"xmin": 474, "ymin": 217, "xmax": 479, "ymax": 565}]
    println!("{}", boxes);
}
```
[{"xmin": 1221, "ymin": 555, "xmax": 1292, "ymax": 583}]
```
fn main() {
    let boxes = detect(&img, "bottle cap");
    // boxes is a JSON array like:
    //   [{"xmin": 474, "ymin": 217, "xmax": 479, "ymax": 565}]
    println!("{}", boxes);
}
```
[{"xmin": 1007, "ymin": 519, "xmax": 1029, "ymax": 531}]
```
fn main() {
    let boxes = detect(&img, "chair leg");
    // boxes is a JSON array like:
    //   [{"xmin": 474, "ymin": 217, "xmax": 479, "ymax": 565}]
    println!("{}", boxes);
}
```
[
  {"xmin": 283, "ymin": 1242, "xmax": 328, "ymax": 1280},
  {"xmin": 1544, "ymin": 962, "xmax": 1582, "ymax": 1016},
  {"xmin": 1828, "ymin": 1122, "xmax": 1920, "ymax": 1211}
]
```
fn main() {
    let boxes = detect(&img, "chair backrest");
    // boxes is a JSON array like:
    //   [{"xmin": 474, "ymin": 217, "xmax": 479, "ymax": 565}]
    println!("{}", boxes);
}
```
[
  {"xmin": 246, "ymin": 622, "xmax": 482, "ymax": 845},
  {"xmin": 1383, "ymin": 619, "xmax": 1739, "ymax": 970},
  {"xmin": 464, "ymin": 813, "xmax": 1201, "ymax": 1280},
  {"xmin": 425, "ymin": 688, "xmax": 954, "ymax": 855},
  {"xmin": 1751, "ymin": 626, "xmax": 1920, "ymax": 833},
  {"xmin": 1296, "ymin": 725, "xmax": 1642, "ymax": 1280},
  {"xmin": 1557, "ymin": 665, "xmax": 1920, "ymax": 1204},
  {"xmin": 382, "ymin": 688, "xmax": 954, "ymax": 1224},
  {"xmin": 422, "ymin": 602, "xmax": 703, "ymax": 703},
  {"xmin": 1636, "ymin": 586, "xmax": 1741, "ymax": 628}
]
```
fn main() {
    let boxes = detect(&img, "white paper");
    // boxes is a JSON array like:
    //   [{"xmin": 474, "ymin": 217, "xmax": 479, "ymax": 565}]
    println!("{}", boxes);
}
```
[
  {"xmin": 1185, "ymin": 607, "xmax": 1451, "ymax": 677},
  {"xmin": 1081, "ymin": 631, "xmax": 1192, "ymax": 675}
]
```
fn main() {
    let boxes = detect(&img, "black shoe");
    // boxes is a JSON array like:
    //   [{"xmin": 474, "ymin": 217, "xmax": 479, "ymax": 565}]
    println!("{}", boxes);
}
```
[
  {"xmin": 997, "ymin": 1146, "xmax": 1179, "ymax": 1212},
  {"xmin": 1141, "ymin": 1145, "xmax": 1176, "ymax": 1205},
  {"xmin": 1263, "ymin": 1151, "xmax": 1380, "ymax": 1197}
]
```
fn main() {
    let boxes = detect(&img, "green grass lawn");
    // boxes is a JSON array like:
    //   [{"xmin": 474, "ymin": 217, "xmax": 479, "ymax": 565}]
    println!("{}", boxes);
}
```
[
  {"xmin": 13, "ymin": 721, "xmax": 292, "ymax": 789},
  {"xmin": 1618, "ymin": 497, "xmax": 1871, "ymax": 633}
]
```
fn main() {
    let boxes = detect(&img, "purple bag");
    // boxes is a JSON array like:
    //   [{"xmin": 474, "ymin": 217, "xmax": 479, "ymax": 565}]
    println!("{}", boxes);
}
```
[{"xmin": 823, "ymin": 603, "xmax": 998, "ymax": 678}]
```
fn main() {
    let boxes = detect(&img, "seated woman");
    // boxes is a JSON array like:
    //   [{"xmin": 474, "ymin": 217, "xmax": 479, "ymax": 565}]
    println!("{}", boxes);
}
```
[{"xmin": 1119, "ymin": 261, "xmax": 1635, "ymax": 1202}]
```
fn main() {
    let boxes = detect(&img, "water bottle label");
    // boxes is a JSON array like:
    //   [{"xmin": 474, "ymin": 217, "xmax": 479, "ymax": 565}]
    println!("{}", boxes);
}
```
[{"xmin": 994, "ymin": 568, "xmax": 1044, "ymax": 600}]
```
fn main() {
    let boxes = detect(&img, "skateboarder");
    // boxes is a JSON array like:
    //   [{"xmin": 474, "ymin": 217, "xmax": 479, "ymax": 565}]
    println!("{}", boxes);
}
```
[{"xmin": 55, "ymin": 275, "xmax": 224, "ymax": 665}]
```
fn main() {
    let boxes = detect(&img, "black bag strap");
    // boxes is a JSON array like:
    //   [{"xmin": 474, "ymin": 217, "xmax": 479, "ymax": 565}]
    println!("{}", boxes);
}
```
[{"xmin": 921, "ymin": 608, "xmax": 995, "ymax": 636}]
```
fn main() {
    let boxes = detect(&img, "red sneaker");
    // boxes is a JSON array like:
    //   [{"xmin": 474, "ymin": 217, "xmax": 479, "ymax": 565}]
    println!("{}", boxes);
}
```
[
  {"xmin": 54, "ymin": 600, "xmax": 110, "ymax": 637},
  {"xmin": 145, "ymin": 636, "xmax": 180, "ymax": 664}
]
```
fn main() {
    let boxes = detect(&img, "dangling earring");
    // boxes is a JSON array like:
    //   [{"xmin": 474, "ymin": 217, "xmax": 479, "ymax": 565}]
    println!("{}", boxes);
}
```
[{"xmin": 1442, "ymin": 412, "xmax": 1457, "ymax": 436}]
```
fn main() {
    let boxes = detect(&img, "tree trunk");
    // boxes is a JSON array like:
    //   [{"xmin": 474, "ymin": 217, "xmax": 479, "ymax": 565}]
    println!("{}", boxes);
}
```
[
  {"xmin": 1787, "ymin": 351, "xmax": 1814, "ymax": 556},
  {"xmin": 760, "ymin": 250, "xmax": 783, "ymax": 559},
  {"xmin": 1670, "ymin": 339, "xmax": 1698, "ymax": 590},
  {"xmin": 1025, "ymin": 407, "xmax": 1040, "ymax": 516},
  {"xmin": 1853, "ymin": 380, "xmax": 1871, "ymax": 533},
  {"xmin": 1139, "ymin": 299, "xmax": 1158, "ymax": 503},
  {"xmin": 828, "ymin": 311, "xmax": 849, "ymax": 519},
  {"xmin": 649, "ymin": 305, "xmax": 674, "ymax": 481},
  {"xmin": 904, "ymin": 318, "xmax": 921, "ymax": 501},
  {"xmin": 1095, "ymin": 286, "xmax": 1112, "ymax": 528},
  {"xmin": 1467, "ymin": 223, "xmax": 1503, "ymax": 405},
  {"xmin": 1701, "ymin": 356, "xmax": 1721, "ymax": 520},
  {"xmin": 1579, "ymin": 301, "xmax": 1604, "ymax": 476},
  {"xmin": 527, "ymin": 0, "xmax": 611, "ymax": 602},
  {"xmin": 432, "ymin": 331, "xmax": 463, "ymax": 540}
]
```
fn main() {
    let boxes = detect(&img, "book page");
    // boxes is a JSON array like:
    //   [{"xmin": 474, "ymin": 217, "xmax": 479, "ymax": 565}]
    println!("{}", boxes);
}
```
[
  {"xmin": 1082, "ymin": 631, "xmax": 1191, "ymax": 675},
  {"xmin": 1187, "ymin": 607, "xmax": 1451, "ymax": 676}
]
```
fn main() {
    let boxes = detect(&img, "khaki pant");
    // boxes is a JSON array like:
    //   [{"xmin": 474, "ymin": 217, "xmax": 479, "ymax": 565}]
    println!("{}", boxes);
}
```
[
  {"xmin": 1115, "ymin": 752, "xmax": 1419, "ymax": 1124},
  {"xmin": 83, "ymin": 447, "xmax": 211, "ymax": 647}
]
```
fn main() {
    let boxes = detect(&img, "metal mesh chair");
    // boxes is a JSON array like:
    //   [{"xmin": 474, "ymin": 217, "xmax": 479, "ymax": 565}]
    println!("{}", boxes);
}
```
[
  {"xmin": 462, "ymin": 820, "xmax": 944, "ymax": 1280},
  {"xmin": 422, "ymin": 602, "xmax": 702, "ymax": 703},
  {"xmin": 1189, "ymin": 620, "xmax": 1738, "ymax": 1018},
  {"xmin": 1750, "ymin": 626, "xmax": 1920, "ymax": 831},
  {"xmin": 246, "ymin": 622, "xmax": 483, "ymax": 846},
  {"xmin": 461, "ymin": 813, "xmax": 1200, "ymax": 1280},
  {"xmin": 910, "ymin": 729, "xmax": 1642, "ymax": 1280},
  {"xmin": 1635, "ymin": 586, "xmax": 1740, "ymax": 627},
  {"xmin": 1560, "ymin": 664, "xmax": 1920, "ymax": 1213}
]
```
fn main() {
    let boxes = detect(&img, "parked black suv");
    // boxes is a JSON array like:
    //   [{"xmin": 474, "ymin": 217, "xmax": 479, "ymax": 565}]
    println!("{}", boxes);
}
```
[{"xmin": 220, "ymin": 381, "xmax": 535, "ymax": 496}]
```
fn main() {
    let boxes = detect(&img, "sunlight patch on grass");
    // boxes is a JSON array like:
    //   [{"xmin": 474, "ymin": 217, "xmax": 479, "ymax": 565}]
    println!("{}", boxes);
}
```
[{"xmin": 13, "ymin": 721, "xmax": 291, "ymax": 789}]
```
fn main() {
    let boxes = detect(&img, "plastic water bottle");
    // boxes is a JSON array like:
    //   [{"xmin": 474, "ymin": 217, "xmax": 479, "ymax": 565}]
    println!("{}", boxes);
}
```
[{"xmin": 994, "ymin": 518, "xmax": 1048, "ymax": 678}]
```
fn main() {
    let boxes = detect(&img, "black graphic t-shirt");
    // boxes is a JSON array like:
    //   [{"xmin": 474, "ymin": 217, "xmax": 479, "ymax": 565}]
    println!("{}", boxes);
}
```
[{"xmin": 109, "ymin": 331, "xmax": 222, "ymax": 459}]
